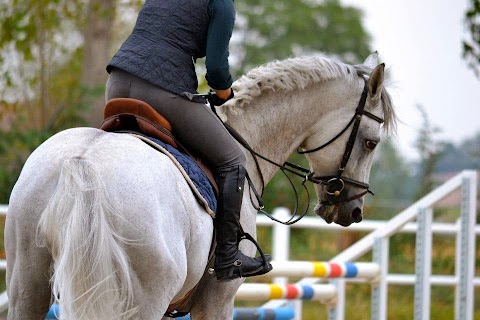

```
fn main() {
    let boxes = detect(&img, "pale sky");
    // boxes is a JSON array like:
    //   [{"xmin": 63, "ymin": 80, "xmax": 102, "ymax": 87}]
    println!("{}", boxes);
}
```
[{"xmin": 341, "ymin": 0, "xmax": 480, "ymax": 160}]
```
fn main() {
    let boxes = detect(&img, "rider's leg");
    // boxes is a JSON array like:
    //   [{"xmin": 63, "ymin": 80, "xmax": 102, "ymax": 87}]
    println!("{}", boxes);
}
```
[
  {"xmin": 106, "ymin": 68, "xmax": 272, "ymax": 280},
  {"xmin": 213, "ymin": 165, "xmax": 272, "ymax": 279}
]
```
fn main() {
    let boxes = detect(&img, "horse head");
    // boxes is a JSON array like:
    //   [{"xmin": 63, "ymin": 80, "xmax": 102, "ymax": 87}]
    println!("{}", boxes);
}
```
[
  {"xmin": 224, "ymin": 52, "xmax": 395, "ymax": 226},
  {"xmin": 301, "ymin": 54, "xmax": 393, "ymax": 226}
]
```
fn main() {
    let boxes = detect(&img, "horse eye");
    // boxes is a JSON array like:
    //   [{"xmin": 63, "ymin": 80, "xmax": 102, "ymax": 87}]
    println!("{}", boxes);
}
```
[{"xmin": 365, "ymin": 140, "xmax": 378, "ymax": 150}]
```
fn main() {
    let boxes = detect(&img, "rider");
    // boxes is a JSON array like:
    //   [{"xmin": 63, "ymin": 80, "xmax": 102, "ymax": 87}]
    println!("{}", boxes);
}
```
[{"xmin": 105, "ymin": 0, "xmax": 272, "ymax": 280}]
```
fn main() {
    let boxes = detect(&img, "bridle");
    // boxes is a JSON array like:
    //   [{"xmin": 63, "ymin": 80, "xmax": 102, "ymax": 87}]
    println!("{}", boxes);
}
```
[
  {"xmin": 206, "ymin": 76, "xmax": 384, "ymax": 225},
  {"xmin": 299, "ymin": 78, "xmax": 384, "ymax": 206}
]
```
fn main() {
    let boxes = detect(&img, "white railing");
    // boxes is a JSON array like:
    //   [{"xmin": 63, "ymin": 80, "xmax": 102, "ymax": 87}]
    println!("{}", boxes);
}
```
[{"xmin": 257, "ymin": 170, "xmax": 478, "ymax": 320}]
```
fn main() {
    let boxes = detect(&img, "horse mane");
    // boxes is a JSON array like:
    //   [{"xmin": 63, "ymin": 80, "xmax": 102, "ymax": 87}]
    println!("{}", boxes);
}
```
[{"xmin": 228, "ymin": 54, "xmax": 397, "ymax": 133}]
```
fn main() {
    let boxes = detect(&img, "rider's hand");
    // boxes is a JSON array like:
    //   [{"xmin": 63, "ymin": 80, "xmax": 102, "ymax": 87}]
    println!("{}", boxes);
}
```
[
  {"xmin": 216, "ymin": 88, "xmax": 232, "ymax": 100},
  {"xmin": 208, "ymin": 88, "xmax": 234, "ymax": 106}
]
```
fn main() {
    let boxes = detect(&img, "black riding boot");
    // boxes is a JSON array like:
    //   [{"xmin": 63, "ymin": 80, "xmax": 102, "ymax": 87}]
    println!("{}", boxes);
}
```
[{"xmin": 213, "ymin": 165, "xmax": 272, "ymax": 281}]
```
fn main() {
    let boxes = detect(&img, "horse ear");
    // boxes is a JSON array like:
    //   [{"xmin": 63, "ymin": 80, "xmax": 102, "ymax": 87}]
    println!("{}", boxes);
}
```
[
  {"xmin": 364, "ymin": 51, "xmax": 379, "ymax": 68},
  {"xmin": 368, "ymin": 63, "xmax": 385, "ymax": 98}
]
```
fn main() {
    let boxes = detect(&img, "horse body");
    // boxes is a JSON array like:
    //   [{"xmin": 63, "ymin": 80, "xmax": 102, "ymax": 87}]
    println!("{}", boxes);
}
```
[
  {"xmin": 6, "ymin": 128, "xmax": 213, "ymax": 319},
  {"xmin": 5, "ymin": 53, "xmax": 395, "ymax": 319}
]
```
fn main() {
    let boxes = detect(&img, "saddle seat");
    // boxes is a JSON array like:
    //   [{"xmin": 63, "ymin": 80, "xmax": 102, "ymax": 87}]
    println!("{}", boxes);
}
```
[
  {"xmin": 101, "ymin": 98, "xmax": 177, "ymax": 148},
  {"xmin": 100, "ymin": 98, "xmax": 218, "ymax": 196}
]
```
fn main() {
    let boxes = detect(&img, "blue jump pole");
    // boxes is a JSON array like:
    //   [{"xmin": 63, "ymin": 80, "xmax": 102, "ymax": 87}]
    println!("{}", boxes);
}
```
[
  {"xmin": 175, "ymin": 307, "xmax": 295, "ymax": 320},
  {"xmin": 235, "ymin": 307, "xmax": 295, "ymax": 320},
  {"xmin": 45, "ymin": 304, "xmax": 60, "ymax": 319},
  {"xmin": 46, "ymin": 305, "xmax": 295, "ymax": 320}
]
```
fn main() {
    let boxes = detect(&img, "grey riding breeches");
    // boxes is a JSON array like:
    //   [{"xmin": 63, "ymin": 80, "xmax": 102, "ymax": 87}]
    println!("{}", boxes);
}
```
[{"xmin": 105, "ymin": 67, "xmax": 246, "ymax": 172}]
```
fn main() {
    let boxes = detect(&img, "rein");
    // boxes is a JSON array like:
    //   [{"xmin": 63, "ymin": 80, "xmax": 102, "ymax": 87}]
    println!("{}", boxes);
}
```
[{"xmin": 198, "ymin": 77, "xmax": 384, "ymax": 225}]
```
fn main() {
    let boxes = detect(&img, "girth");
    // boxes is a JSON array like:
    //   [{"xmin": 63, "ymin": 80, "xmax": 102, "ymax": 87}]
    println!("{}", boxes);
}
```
[{"xmin": 100, "ymin": 98, "xmax": 218, "ymax": 195}]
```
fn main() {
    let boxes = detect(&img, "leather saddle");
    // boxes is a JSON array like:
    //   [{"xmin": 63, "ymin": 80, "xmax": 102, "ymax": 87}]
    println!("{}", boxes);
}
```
[{"xmin": 100, "ymin": 98, "xmax": 218, "ymax": 196}]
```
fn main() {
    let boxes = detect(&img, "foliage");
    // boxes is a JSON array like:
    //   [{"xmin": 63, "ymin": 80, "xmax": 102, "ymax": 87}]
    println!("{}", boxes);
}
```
[
  {"xmin": 0, "ymin": 0, "xmax": 116, "ymax": 125},
  {"xmin": 0, "ymin": 49, "xmax": 91, "ymax": 203},
  {"xmin": 365, "ymin": 138, "xmax": 416, "ymax": 218},
  {"xmin": 0, "ymin": 0, "xmax": 83, "ymax": 60},
  {"xmin": 463, "ymin": 0, "xmax": 480, "ymax": 78},
  {"xmin": 413, "ymin": 105, "xmax": 446, "ymax": 199},
  {"xmin": 0, "ymin": 0, "xmax": 100, "ymax": 201},
  {"xmin": 0, "ymin": 125, "xmax": 51, "ymax": 203},
  {"xmin": 0, "ymin": 0, "xmax": 85, "ymax": 127},
  {"xmin": 436, "ymin": 131, "xmax": 480, "ymax": 172},
  {"xmin": 233, "ymin": 0, "xmax": 371, "ymax": 74}
]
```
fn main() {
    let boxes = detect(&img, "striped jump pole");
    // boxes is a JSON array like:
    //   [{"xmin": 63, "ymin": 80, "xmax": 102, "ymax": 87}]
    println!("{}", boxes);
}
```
[
  {"xmin": 264, "ymin": 261, "xmax": 380, "ymax": 280},
  {"xmin": 236, "ymin": 283, "xmax": 337, "ymax": 305}
]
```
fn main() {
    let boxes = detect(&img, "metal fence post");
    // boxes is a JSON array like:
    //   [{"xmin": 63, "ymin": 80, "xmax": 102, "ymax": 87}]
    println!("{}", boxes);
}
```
[
  {"xmin": 455, "ymin": 172, "xmax": 477, "ymax": 320},
  {"xmin": 414, "ymin": 207, "xmax": 432, "ymax": 320},
  {"xmin": 272, "ymin": 207, "xmax": 291, "ymax": 284},
  {"xmin": 328, "ymin": 279, "xmax": 345, "ymax": 320},
  {"xmin": 272, "ymin": 208, "xmax": 298, "ymax": 318},
  {"xmin": 371, "ymin": 237, "xmax": 389, "ymax": 320},
  {"xmin": 454, "ymin": 218, "xmax": 462, "ymax": 319}
]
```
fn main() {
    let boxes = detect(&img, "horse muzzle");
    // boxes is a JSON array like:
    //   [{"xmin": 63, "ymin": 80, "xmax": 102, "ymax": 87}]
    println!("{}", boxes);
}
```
[{"xmin": 314, "ymin": 201, "xmax": 363, "ymax": 226}]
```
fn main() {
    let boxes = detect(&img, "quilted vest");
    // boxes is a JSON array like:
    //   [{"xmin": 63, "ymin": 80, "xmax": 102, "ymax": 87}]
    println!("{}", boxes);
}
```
[{"xmin": 107, "ymin": 0, "xmax": 210, "ymax": 96}]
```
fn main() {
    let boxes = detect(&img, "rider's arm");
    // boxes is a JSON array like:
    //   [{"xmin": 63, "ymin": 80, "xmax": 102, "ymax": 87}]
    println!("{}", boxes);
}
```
[{"xmin": 205, "ymin": 0, "xmax": 235, "ymax": 99}]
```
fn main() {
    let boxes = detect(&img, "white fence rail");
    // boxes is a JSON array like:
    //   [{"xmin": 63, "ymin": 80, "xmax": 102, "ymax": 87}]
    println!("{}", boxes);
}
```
[{"xmin": 257, "ymin": 170, "xmax": 478, "ymax": 320}]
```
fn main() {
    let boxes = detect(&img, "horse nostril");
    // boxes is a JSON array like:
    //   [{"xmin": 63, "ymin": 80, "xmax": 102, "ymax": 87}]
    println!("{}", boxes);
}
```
[{"xmin": 352, "ymin": 207, "xmax": 362, "ymax": 223}]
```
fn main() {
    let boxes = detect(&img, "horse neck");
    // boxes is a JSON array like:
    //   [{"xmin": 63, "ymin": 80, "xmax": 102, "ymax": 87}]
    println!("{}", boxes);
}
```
[{"xmin": 222, "ymin": 78, "xmax": 358, "ymax": 187}]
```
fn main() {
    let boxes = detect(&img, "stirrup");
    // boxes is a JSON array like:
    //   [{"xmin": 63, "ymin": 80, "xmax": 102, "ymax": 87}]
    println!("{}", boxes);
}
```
[
  {"xmin": 209, "ymin": 233, "xmax": 273, "ymax": 281},
  {"xmin": 241, "ymin": 232, "xmax": 272, "ymax": 269}
]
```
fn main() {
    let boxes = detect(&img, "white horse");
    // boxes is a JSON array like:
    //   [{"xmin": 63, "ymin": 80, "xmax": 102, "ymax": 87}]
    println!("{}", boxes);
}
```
[{"xmin": 5, "ymin": 53, "xmax": 396, "ymax": 319}]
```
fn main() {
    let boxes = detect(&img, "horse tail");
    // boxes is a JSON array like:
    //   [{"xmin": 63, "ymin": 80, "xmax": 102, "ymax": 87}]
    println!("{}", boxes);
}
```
[{"xmin": 36, "ymin": 156, "xmax": 136, "ymax": 320}]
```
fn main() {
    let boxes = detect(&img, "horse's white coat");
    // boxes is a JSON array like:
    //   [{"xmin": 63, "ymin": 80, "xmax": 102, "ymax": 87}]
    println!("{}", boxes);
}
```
[{"xmin": 5, "ymin": 54, "xmax": 395, "ymax": 319}]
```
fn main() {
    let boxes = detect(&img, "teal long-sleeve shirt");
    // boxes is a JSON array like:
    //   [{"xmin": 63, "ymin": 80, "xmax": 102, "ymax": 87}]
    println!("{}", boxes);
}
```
[{"xmin": 206, "ymin": 0, "xmax": 235, "ymax": 90}]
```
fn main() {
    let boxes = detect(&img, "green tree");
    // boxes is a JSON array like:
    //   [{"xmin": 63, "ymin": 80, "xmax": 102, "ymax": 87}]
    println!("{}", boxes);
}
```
[
  {"xmin": 0, "ymin": 0, "xmax": 119, "ymax": 202},
  {"xmin": 0, "ymin": 0, "xmax": 85, "ymax": 127},
  {"xmin": 463, "ymin": 0, "xmax": 480, "ymax": 78},
  {"xmin": 366, "ymin": 138, "xmax": 415, "ymax": 218},
  {"xmin": 0, "ymin": 124, "xmax": 50, "ymax": 203},
  {"xmin": 233, "ymin": 0, "xmax": 371, "ymax": 74},
  {"xmin": 436, "ymin": 131, "xmax": 480, "ymax": 172},
  {"xmin": 0, "ymin": 0, "xmax": 118, "ymax": 128},
  {"xmin": 80, "ymin": 0, "xmax": 117, "ymax": 126},
  {"xmin": 413, "ymin": 105, "xmax": 445, "ymax": 199},
  {"xmin": 0, "ymin": 0, "xmax": 80, "ymax": 201}
]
